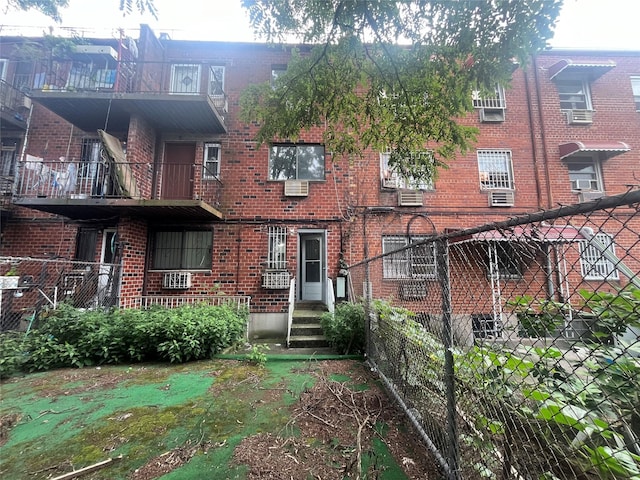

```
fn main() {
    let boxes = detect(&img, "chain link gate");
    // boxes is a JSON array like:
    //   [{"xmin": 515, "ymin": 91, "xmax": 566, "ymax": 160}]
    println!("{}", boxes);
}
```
[
  {"xmin": 349, "ymin": 190, "xmax": 640, "ymax": 480},
  {"xmin": 0, "ymin": 256, "xmax": 121, "ymax": 331}
]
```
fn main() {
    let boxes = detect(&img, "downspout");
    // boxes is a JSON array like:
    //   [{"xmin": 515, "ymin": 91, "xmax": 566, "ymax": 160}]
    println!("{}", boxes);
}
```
[
  {"xmin": 523, "ymin": 63, "xmax": 544, "ymax": 210},
  {"xmin": 532, "ymin": 55, "xmax": 554, "ymax": 209}
]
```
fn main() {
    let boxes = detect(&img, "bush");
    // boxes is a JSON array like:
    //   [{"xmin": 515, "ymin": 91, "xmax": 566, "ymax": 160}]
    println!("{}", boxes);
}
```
[
  {"xmin": 320, "ymin": 302, "xmax": 365, "ymax": 355},
  {"xmin": 0, "ymin": 303, "xmax": 248, "ymax": 376}
]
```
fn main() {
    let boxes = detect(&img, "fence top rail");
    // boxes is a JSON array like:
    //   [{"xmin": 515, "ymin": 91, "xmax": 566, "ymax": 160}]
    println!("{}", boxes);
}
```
[
  {"xmin": 347, "ymin": 188, "xmax": 640, "ymax": 270},
  {"xmin": 0, "ymin": 256, "xmax": 120, "ymax": 268}
]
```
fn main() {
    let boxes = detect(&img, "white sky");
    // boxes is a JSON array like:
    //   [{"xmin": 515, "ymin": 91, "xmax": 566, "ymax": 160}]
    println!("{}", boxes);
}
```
[{"xmin": 0, "ymin": 0, "xmax": 639, "ymax": 50}]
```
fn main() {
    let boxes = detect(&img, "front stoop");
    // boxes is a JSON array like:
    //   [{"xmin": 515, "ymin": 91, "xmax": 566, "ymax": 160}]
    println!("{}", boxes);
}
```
[{"xmin": 288, "ymin": 302, "xmax": 331, "ymax": 349}]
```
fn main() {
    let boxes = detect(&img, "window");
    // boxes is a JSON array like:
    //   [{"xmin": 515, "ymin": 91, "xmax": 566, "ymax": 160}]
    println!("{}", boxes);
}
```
[
  {"xmin": 477, "ymin": 150, "xmax": 514, "ymax": 190},
  {"xmin": 557, "ymin": 79, "xmax": 592, "ymax": 110},
  {"xmin": 267, "ymin": 226, "xmax": 287, "ymax": 270},
  {"xmin": 152, "ymin": 230, "xmax": 212, "ymax": 270},
  {"xmin": 269, "ymin": 144, "xmax": 325, "ymax": 180},
  {"xmin": 208, "ymin": 66, "xmax": 224, "ymax": 96},
  {"xmin": 271, "ymin": 65, "xmax": 287, "ymax": 89},
  {"xmin": 631, "ymin": 77, "xmax": 640, "ymax": 111},
  {"xmin": 0, "ymin": 141, "xmax": 18, "ymax": 194},
  {"xmin": 203, "ymin": 143, "xmax": 221, "ymax": 179},
  {"xmin": 0, "ymin": 59, "xmax": 7, "ymax": 82},
  {"xmin": 382, "ymin": 236, "xmax": 436, "ymax": 279},
  {"xmin": 567, "ymin": 156, "xmax": 602, "ymax": 191},
  {"xmin": 580, "ymin": 233, "xmax": 619, "ymax": 280},
  {"xmin": 488, "ymin": 243, "xmax": 522, "ymax": 279},
  {"xmin": 472, "ymin": 84, "xmax": 506, "ymax": 109},
  {"xmin": 170, "ymin": 64, "xmax": 201, "ymax": 94},
  {"xmin": 380, "ymin": 151, "xmax": 434, "ymax": 190}
]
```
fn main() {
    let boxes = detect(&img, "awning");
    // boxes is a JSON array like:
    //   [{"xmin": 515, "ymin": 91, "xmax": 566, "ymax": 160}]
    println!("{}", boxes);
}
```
[
  {"xmin": 559, "ymin": 141, "xmax": 630, "ymax": 160},
  {"xmin": 549, "ymin": 59, "xmax": 616, "ymax": 81},
  {"xmin": 453, "ymin": 224, "xmax": 585, "ymax": 244}
]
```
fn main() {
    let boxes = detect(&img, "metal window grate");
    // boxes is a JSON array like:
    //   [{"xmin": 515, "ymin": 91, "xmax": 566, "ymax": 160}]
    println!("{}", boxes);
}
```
[
  {"xmin": 579, "ymin": 232, "xmax": 619, "ymax": 280},
  {"xmin": 267, "ymin": 226, "xmax": 287, "ymax": 270},
  {"xmin": 478, "ymin": 149, "xmax": 514, "ymax": 190}
]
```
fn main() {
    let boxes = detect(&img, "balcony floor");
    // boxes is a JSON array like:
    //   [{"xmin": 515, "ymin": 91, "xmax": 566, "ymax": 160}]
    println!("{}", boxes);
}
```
[{"xmin": 12, "ymin": 197, "xmax": 224, "ymax": 221}]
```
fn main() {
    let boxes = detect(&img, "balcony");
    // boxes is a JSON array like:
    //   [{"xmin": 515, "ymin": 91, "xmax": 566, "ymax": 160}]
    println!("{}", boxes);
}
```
[
  {"xmin": 0, "ymin": 80, "xmax": 30, "ymax": 131},
  {"xmin": 26, "ymin": 60, "xmax": 228, "ymax": 134},
  {"xmin": 12, "ymin": 158, "xmax": 223, "ymax": 221}
]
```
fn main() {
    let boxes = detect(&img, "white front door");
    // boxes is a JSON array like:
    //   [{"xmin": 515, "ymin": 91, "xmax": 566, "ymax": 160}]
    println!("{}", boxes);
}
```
[{"xmin": 300, "ymin": 233, "xmax": 323, "ymax": 301}]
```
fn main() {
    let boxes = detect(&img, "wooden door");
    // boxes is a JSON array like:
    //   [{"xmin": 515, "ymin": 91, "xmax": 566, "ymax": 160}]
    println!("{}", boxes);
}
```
[{"xmin": 163, "ymin": 143, "xmax": 195, "ymax": 199}]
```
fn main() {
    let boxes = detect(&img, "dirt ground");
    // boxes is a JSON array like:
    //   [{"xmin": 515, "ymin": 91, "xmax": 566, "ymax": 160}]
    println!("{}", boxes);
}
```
[{"xmin": 0, "ymin": 358, "xmax": 440, "ymax": 479}]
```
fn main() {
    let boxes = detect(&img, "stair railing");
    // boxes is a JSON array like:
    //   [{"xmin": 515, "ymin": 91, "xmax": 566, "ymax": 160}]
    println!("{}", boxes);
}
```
[
  {"xmin": 286, "ymin": 276, "xmax": 296, "ymax": 347},
  {"xmin": 327, "ymin": 276, "xmax": 335, "ymax": 314}
]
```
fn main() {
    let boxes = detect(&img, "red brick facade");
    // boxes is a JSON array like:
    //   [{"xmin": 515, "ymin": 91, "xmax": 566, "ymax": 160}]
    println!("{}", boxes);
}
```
[{"xmin": 1, "ymin": 28, "xmax": 638, "ymax": 331}]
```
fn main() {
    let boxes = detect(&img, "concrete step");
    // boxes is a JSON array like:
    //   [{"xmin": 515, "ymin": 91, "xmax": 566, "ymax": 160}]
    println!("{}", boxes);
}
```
[
  {"xmin": 290, "ymin": 323, "xmax": 323, "ymax": 336},
  {"xmin": 292, "ymin": 310, "xmax": 327, "ymax": 323},
  {"xmin": 288, "ymin": 334, "xmax": 331, "ymax": 349}
]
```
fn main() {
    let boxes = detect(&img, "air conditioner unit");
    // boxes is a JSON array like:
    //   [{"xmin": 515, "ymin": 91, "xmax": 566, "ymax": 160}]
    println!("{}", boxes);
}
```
[
  {"xmin": 399, "ymin": 281, "xmax": 427, "ymax": 300},
  {"xmin": 479, "ymin": 108, "xmax": 505, "ymax": 123},
  {"xmin": 284, "ymin": 180, "xmax": 309, "ymax": 197},
  {"xmin": 382, "ymin": 177, "xmax": 399, "ymax": 189},
  {"xmin": 262, "ymin": 270, "xmax": 290, "ymax": 289},
  {"xmin": 579, "ymin": 191, "xmax": 604, "ymax": 203},
  {"xmin": 572, "ymin": 179, "xmax": 597, "ymax": 191},
  {"xmin": 398, "ymin": 190, "xmax": 423, "ymax": 206},
  {"xmin": 488, "ymin": 190, "xmax": 515, "ymax": 207},
  {"xmin": 162, "ymin": 271, "xmax": 192, "ymax": 289},
  {"xmin": 566, "ymin": 109, "xmax": 593, "ymax": 125}
]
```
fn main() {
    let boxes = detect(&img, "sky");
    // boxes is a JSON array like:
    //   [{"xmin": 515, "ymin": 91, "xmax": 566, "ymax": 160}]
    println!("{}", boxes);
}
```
[{"xmin": 0, "ymin": 0, "xmax": 639, "ymax": 50}]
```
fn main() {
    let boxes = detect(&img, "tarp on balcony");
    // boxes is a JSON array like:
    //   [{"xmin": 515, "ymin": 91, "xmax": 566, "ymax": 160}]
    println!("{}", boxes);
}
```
[{"xmin": 98, "ymin": 129, "xmax": 141, "ymax": 199}]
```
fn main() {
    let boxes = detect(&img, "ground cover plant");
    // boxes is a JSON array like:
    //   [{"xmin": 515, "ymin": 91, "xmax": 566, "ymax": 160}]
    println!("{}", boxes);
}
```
[{"xmin": 0, "ymin": 359, "xmax": 438, "ymax": 479}]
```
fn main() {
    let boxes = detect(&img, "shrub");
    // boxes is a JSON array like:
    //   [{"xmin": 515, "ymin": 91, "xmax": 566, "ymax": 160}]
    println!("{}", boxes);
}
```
[
  {"xmin": 320, "ymin": 302, "xmax": 365, "ymax": 355},
  {"xmin": 0, "ymin": 303, "xmax": 248, "ymax": 375}
]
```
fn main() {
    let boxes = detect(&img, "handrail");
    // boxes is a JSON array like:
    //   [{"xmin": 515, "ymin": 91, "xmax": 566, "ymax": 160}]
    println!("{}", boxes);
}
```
[
  {"xmin": 327, "ymin": 276, "xmax": 335, "ymax": 314},
  {"xmin": 286, "ymin": 277, "xmax": 296, "ymax": 347},
  {"xmin": 122, "ymin": 295, "xmax": 251, "ymax": 311}
]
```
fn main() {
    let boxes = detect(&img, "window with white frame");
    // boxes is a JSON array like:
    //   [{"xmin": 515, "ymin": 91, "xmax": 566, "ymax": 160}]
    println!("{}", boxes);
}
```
[
  {"xmin": 152, "ymin": 230, "xmax": 212, "ymax": 270},
  {"xmin": 208, "ymin": 65, "xmax": 224, "ymax": 96},
  {"xmin": 267, "ymin": 226, "xmax": 287, "ymax": 270},
  {"xmin": 271, "ymin": 65, "xmax": 287, "ymax": 89},
  {"xmin": 472, "ymin": 84, "xmax": 506, "ymax": 109},
  {"xmin": 203, "ymin": 143, "xmax": 221, "ymax": 179},
  {"xmin": 170, "ymin": 64, "xmax": 201, "ymax": 94},
  {"xmin": 477, "ymin": 150, "xmax": 514, "ymax": 190},
  {"xmin": 380, "ymin": 151, "xmax": 434, "ymax": 190},
  {"xmin": 382, "ymin": 236, "xmax": 436, "ymax": 279},
  {"xmin": 567, "ymin": 156, "xmax": 602, "ymax": 191},
  {"xmin": 269, "ymin": 144, "xmax": 325, "ymax": 180},
  {"xmin": 557, "ymin": 78, "xmax": 592, "ymax": 110},
  {"xmin": 631, "ymin": 76, "xmax": 640, "ymax": 111},
  {"xmin": 580, "ymin": 232, "xmax": 619, "ymax": 280}
]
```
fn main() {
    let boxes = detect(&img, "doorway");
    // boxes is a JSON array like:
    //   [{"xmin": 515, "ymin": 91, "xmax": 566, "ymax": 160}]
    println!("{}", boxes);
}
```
[
  {"xmin": 299, "ymin": 231, "xmax": 326, "ymax": 302},
  {"xmin": 162, "ymin": 143, "xmax": 195, "ymax": 199}
]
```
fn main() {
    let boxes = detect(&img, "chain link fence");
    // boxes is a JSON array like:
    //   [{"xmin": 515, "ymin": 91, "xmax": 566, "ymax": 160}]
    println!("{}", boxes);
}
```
[
  {"xmin": 0, "ymin": 256, "xmax": 121, "ymax": 331},
  {"xmin": 349, "ymin": 190, "xmax": 640, "ymax": 480}
]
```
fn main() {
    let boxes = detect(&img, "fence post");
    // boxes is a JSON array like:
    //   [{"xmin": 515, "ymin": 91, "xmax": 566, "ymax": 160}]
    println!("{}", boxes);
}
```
[{"xmin": 437, "ymin": 238, "xmax": 460, "ymax": 479}]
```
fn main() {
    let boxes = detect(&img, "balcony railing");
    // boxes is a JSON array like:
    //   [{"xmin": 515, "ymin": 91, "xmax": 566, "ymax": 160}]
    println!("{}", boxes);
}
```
[
  {"xmin": 12, "ymin": 159, "xmax": 221, "ymax": 204},
  {"xmin": 0, "ymin": 79, "xmax": 29, "ymax": 122}
]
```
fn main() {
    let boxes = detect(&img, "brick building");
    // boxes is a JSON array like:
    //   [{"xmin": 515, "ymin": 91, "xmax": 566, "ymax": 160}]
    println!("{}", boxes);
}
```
[{"xmin": 0, "ymin": 26, "xmax": 638, "ymax": 337}]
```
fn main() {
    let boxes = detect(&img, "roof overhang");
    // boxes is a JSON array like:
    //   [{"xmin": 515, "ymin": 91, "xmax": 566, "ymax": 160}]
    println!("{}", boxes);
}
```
[
  {"xmin": 559, "ymin": 141, "xmax": 630, "ymax": 160},
  {"xmin": 549, "ymin": 59, "xmax": 616, "ymax": 81},
  {"xmin": 453, "ymin": 225, "xmax": 585, "ymax": 245}
]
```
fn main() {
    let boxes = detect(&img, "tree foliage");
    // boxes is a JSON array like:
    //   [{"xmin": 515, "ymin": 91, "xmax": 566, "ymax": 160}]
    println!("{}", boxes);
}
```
[
  {"xmin": 5, "ymin": 0, "xmax": 156, "ymax": 22},
  {"xmin": 240, "ymin": 0, "xmax": 563, "ymax": 181}
]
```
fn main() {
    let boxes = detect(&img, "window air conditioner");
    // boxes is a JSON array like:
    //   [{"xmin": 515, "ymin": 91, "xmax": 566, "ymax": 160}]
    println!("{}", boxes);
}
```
[
  {"xmin": 284, "ymin": 180, "xmax": 309, "ymax": 197},
  {"xmin": 488, "ymin": 190, "xmax": 515, "ymax": 207},
  {"xmin": 262, "ymin": 270, "xmax": 291, "ymax": 289},
  {"xmin": 162, "ymin": 271, "xmax": 192, "ymax": 289},
  {"xmin": 479, "ymin": 108, "xmax": 505, "ymax": 123},
  {"xmin": 398, "ymin": 190, "xmax": 423, "ymax": 206},
  {"xmin": 566, "ymin": 109, "xmax": 593, "ymax": 125},
  {"xmin": 572, "ymin": 179, "xmax": 597, "ymax": 191},
  {"xmin": 579, "ymin": 191, "xmax": 605, "ymax": 203}
]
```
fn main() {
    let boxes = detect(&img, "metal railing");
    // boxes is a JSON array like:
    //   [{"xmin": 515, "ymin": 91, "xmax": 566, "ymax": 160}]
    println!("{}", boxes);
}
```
[
  {"xmin": 349, "ymin": 190, "xmax": 640, "ymax": 480},
  {"xmin": 121, "ymin": 295, "xmax": 251, "ymax": 311},
  {"xmin": 0, "ymin": 79, "xmax": 29, "ymax": 121},
  {"xmin": 12, "ymin": 159, "xmax": 221, "ymax": 203},
  {"xmin": 286, "ymin": 277, "xmax": 296, "ymax": 347}
]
